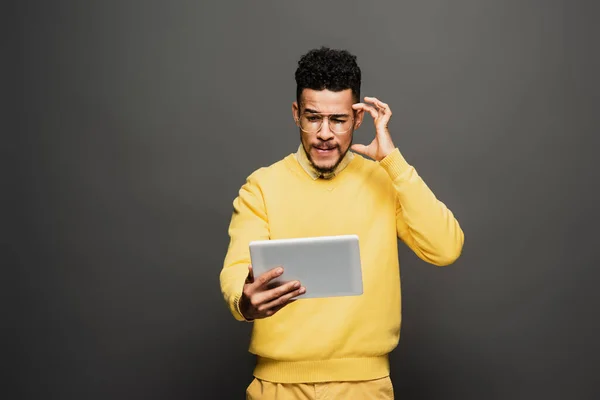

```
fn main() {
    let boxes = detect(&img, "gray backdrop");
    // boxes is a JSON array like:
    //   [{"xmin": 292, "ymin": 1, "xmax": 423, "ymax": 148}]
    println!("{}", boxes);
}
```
[{"xmin": 13, "ymin": 0, "xmax": 600, "ymax": 399}]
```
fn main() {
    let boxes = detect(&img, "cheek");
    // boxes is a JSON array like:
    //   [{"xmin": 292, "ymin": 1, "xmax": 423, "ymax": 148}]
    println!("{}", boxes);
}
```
[
  {"xmin": 338, "ymin": 134, "xmax": 353, "ymax": 149},
  {"xmin": 301, "ymin": 132, "xmax": 317, "ymax": 144}
]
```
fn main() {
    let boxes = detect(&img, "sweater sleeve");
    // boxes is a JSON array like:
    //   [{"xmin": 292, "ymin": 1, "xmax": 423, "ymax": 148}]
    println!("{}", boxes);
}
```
[
  {"xmin": 379, "ymin": 148, "xmax": 464, "ymax": 266},
  {"xmin": 220, "ymin": 173, "xmax": 270, "ymax": 321}
]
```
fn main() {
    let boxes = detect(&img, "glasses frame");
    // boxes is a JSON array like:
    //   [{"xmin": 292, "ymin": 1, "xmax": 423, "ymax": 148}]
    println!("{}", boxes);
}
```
[{"xmin": 296, "ymin": 110, "xmax": 356, "ymax": 135}]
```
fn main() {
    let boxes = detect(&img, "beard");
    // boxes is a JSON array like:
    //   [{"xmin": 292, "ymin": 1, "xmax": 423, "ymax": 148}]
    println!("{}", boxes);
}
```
[{"xmin": 301, "ymin": 136, "xmax": 352, "ymax": 175}]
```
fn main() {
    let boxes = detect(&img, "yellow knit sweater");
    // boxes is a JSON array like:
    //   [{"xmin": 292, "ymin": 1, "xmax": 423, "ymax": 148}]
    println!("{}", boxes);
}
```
[{"xmin": 220, "ymin": 147, "xmax": 464, "ymax": 383}]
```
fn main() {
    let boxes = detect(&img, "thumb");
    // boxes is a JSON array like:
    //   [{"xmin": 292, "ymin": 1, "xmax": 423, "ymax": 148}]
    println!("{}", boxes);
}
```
[
  {"xmin": 245, "ymin": 264, "xmax": 254, "ymax": 283},
  {"xmin": 351, "ymin": 143, "xmax": 369, "ymax": 156}
]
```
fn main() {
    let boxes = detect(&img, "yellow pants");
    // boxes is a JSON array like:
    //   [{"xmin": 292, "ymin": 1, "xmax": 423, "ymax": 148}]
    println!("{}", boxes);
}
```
[{"xmin": 246, "ymin": 376, "xmax": 394, "ymax": 399}]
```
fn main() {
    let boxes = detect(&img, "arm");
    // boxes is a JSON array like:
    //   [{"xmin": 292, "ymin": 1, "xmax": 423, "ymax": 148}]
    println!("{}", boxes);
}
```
[
  {"xmin": 352, "ymin": 97, "xmax": 464, "ymax": 266},
  {"xmin": 220, "ymin": 173, "xmax": 270, "ymax": 321},
  {"xmin": 220, "ymin": 173, "xmax": 306, "ymax": 321},
  {"xmin": 380, "ymin": 148, "xmax": 464, "ymax": 266}
]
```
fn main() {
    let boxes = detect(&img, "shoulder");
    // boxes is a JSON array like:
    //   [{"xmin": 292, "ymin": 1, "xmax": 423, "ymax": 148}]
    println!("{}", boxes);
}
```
[
  {"xmin": 351, "ymin": 152, "xmax": 390, "ymax": 179},
  {"xmin": 352, "ymin": 152, "xmax": 377, "ymax": 169},
  {"xmin": 349, "ymin": 152, "xmax": 397, "ymax": 195},
  {"xmin": 243, "ymin": 153, "xmax": 295, "ymax": 186}
]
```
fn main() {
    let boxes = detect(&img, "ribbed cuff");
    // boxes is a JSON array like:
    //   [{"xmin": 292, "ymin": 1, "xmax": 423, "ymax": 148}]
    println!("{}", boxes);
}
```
[
  {"xmin": 378, "ymin": 148, "xmax": 411, "ymax": 181},
  {"xmin": 233, "ymin": 293, "xmax": 253, "ymax": 322}
]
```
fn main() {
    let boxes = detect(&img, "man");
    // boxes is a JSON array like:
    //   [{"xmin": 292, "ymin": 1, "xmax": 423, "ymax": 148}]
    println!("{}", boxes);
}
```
[{"xmin": 220, "ymin": 47, "xmax": 464, "ymax": 399}]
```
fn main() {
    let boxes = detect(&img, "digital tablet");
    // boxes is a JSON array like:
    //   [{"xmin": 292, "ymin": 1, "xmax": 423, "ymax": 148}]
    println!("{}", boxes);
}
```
[{"xmin": 249, "ymin": 234, "xmax": 363, "ymax": 299}]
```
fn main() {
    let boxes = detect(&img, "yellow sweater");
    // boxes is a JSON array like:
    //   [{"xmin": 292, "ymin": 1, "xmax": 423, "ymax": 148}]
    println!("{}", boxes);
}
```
[{"xmin": 220, "ymin": 146, "xmax": 464, "ymax": 383}]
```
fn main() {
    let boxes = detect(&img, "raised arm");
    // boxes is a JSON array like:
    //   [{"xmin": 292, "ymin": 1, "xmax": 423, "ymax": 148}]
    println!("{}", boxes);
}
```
[
  {"xmin": 381, "ymin": 149, "xmax": 464, "ymax": 266},
  {"xmin": 351, "ymin": 96, "xmax": 464, "ymax": 266}
]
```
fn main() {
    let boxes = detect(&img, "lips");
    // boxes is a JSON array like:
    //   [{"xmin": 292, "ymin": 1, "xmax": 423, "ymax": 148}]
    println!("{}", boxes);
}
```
[{"xmin": 313, "ymin": 145, "xmax": 336, "ymax": 151}]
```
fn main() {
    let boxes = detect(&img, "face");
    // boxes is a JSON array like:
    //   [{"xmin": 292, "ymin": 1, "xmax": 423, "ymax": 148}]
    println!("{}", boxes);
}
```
[{"xmin": 292, "ymin": 89, "xmax": 363, "ymax": 174}]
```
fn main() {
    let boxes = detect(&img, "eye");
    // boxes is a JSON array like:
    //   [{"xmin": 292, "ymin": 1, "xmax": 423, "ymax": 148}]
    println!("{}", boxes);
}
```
[{"xmin": 306, "ymin": 116, "xmax": 321, "ymax": 122}]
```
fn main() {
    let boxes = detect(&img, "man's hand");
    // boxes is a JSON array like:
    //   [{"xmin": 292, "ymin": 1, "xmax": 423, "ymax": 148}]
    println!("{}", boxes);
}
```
[
  {"xmin": 351, "ymin": 96, "xmax": 396, "ymax": 161},
  {"xmin": 239, "ymin": 265, "xmax": 306, "ymax": 320}
]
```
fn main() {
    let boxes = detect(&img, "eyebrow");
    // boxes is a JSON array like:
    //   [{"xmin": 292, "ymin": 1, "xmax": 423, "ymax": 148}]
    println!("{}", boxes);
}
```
[{"xmin": 303, "ymin": 108, "xmax": 350, "ymax": 118}]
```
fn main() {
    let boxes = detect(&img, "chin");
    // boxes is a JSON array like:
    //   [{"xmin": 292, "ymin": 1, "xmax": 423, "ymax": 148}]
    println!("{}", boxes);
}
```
[
  {"xmin": 311, "ymin": 153, "xmax": 336, "ymax": 165},
  {"xmin": 310, "ymin": 149, "xmax": 344, "ymax": 171},
  {"xmin": 315, "ymin": 164, "xmax": 336, "ymax": 173},
  {"xmin": 313, "ymin": 157, "xmax": 340, "ymax": 172}
]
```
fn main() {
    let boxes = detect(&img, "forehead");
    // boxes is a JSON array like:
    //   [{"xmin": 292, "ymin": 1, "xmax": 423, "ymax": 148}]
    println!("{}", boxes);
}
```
[{"xmin": 299, "ymin": 89, "xmax": 354, "ymax": 113}]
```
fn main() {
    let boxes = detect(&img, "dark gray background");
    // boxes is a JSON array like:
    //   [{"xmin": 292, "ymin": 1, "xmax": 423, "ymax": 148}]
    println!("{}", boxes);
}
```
[{"xmin": 12, "ymin": 0, "xmax": 600, "ymax": 399}]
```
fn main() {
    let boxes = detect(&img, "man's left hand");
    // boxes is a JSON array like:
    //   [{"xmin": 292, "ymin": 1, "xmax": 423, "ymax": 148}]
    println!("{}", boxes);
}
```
[{"xmin": 351, "ymin": 97, "xmax": 396, "ymax": 161}]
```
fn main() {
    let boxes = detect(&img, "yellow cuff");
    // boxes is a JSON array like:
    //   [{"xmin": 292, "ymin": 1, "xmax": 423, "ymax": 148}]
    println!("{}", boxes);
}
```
[
  {"xmin": 378, "ymin": 148, "xmax": 411, "ymax": 181},
  {"xmin": 233, "ymin": 293, "xmax": 254, "ymax": 322}
]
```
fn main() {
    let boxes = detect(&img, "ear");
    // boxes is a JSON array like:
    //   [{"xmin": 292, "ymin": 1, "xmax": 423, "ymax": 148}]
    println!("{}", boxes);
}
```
[
  {"xmin": 292, "ymin": 102, "xmax": 300, "ymax": 122},
  {"xmin": 353, "ymin": 108, "xmax": 364, "ymax": 129}
]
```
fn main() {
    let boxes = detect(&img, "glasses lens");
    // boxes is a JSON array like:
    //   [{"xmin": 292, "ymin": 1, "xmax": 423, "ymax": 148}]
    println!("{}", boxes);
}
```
[
  {"xmin": 299, "ymin": 115, "xmax": 352, "ymax": 134},
  {"xmin": 299, "ymin": 115, "xmax": 322, "ymax": 133}
]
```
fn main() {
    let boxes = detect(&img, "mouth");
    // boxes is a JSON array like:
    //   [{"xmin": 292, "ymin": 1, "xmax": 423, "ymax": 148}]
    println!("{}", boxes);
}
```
[{"xmin": 313, "ymin": 145, "xmax": 337, "ymax": 154}]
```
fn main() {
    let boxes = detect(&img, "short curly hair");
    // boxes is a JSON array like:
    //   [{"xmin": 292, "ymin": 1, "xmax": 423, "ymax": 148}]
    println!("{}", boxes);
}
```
[{"xmin": 295, "ymin": 46, "xmax": 361, "ymax": 105}]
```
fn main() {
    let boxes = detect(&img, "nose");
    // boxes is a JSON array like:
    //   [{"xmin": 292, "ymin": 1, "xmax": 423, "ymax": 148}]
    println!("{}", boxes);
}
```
[{"xmin": 316, "ymin": 118, "xmax": 334, "ymax": 140}]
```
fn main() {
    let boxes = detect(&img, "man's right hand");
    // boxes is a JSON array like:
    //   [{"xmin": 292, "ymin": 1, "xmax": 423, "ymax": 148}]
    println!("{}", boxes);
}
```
[{"xmin": 239, "ymin": 265, "xmax": 306, "ymax": 320}]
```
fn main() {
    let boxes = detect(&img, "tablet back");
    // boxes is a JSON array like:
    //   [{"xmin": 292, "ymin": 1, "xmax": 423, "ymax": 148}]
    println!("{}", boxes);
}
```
[{"xmin": 249, "ymin": 235, "xmax": 363, "ymax": 299}]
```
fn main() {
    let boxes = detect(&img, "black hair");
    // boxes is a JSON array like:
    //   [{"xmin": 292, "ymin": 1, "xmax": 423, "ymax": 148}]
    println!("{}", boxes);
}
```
[{"xmin": 294, "ymin": 46, "xmax": 361, "ymax": 106}]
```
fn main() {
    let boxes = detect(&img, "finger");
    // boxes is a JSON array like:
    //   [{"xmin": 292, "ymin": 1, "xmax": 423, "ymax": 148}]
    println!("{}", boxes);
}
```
[
  {"xmin": 253, "ymin": 266, "xmax": 284, "ymax": 289},
  {"xmin": 258, "ymin": 279, "xmax": 302, "ymax": 306},
  {"xmin": 261, "ymin": 286, "xmax": 306, "ymax": 313},
  {"xmin": 364, "ymin": 96, "xmax": 390, "ymax": 113},
  {"xmin": 363, "ymin": 97, "xmax": 389, "ymax": 116},
  {"xmin": 245, "ymin": 264, "xmax": 254, "ymax": 284},
  {"xmin": 352, "ymin": 103, "xmax": 378, "ymax": 119}
]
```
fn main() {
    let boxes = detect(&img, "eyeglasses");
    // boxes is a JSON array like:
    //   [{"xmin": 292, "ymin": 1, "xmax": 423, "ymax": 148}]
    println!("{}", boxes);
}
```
[{"xmin": 296, "ymin": 112, "xmax": 355, "ymax": 135}]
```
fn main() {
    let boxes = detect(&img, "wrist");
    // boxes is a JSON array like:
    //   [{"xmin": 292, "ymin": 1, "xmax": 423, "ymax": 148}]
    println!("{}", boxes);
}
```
[
  {"xmin": 379, "ymin": 148, "xmax": 411, "ymax": 180},
  {"xmin": 378, "ymin": 145, "xmax": 396, "ymax": 161},
  {"xmin": 236, "ymin": 293, "xmax": 254, "ymax": 322},
  {"xmin": 376, "ymin": 130, "xmax": 396, "ymax": 161}
]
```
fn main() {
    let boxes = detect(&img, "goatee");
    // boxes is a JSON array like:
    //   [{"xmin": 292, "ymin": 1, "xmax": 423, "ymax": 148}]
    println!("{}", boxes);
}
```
[{"xmin": 302, "ymin": 144, "xmax": 350, "ymax": 175}]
